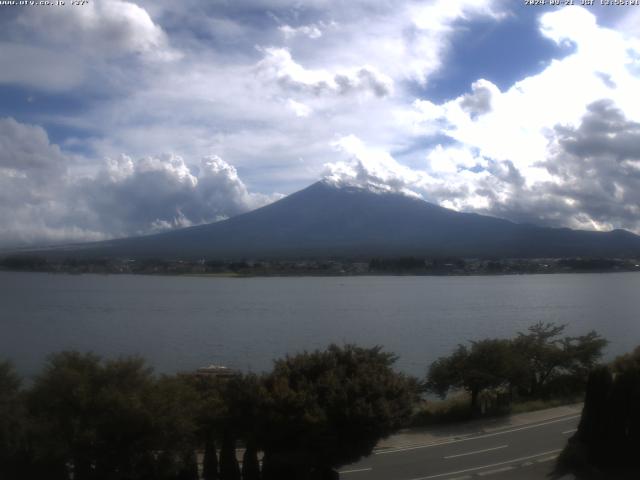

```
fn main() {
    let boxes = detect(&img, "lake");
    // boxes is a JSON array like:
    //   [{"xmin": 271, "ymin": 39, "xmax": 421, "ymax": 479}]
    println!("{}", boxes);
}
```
[{"xmin": 1, "ymin": 271, "xmax": 639, "ymax": 379}]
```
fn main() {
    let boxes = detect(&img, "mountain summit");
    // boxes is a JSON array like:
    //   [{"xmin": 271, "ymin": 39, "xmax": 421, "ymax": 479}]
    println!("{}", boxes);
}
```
[{"xmin": 47, "ymin": 181, "xmax": 640, "ymax": 259}]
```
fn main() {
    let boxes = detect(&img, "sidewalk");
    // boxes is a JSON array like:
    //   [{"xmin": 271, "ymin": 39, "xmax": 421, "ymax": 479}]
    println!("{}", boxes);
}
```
[{"xmin": 375, "ymin": 403, "xmax": 583, "ymax": 452}]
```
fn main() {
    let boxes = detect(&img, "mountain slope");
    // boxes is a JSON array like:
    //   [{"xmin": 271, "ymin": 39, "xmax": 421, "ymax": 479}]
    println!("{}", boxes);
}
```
[{"xmin": 47, "ymin": 181, "xmax": 640, "ymax": 259}]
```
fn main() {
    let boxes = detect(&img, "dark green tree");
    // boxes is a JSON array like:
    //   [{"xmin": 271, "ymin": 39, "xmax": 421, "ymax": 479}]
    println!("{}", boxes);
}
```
[
  {"xmin": 202, "ymin": 432, "xmax": 219, "ymax": 480},
  {"xmin": 27, "ymin": 351, "xmax": 103, "ymax": 480},
  {"xmin": 427, "ymin": 339, "xmax": 514, "ymax": 412},
  {"xmin": 26, "ymin": 351, "xmax": 202, "ymax": 480},
  {"xmin": 514, "ymin": 323, "xmax": 607, "ymax": 397},
  {"xmin": 260, "ymin": 344, "xmax": 418, "ymax": 479},
  {"xmin": 150, "ymin": 375, "xmax": 201, "ymax": 480},
  {"xmin": 219, "ymin": 432, "xmax": 241, "ymax": 480},
  {"xmin": 185, "ymin": 374, "xmax": 225, "ymax": 480},
  {"xmin": 0, "ymin": 360, "xmax": 27, "ymax": 479},
  {"xmin": 219, "ymin": 374, "xmax": 265, "ymax": 480},
  {"xmin": 241, "ymin": 442, "xmax": 261, "ymax": 480},
  {"xmin": 558, "ymin": 346, "xmax": 640, "ymax": 477}
]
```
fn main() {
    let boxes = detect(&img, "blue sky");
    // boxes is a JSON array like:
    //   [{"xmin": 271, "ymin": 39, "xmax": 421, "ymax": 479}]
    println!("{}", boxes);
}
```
[{"xmin": 0, "ymin": 0, "xmax": 639, "ymax": 246}]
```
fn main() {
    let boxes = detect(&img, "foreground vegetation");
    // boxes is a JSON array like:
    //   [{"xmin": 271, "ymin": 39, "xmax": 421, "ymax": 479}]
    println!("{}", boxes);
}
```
[
  {"xmin": 0, "ymin": 323, "xmax": 631, "ymax": 480},
  {"xmin": 0, "ymin": 345, "xmax": 417, "ymax": 480},
  {"xmin": 556, "ymin": 346, "xmax": 640, "ymax": 479}
]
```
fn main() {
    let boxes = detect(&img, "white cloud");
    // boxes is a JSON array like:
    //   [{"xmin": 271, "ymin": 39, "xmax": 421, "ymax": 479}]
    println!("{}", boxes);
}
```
[
  {"xmin": 324, "ymin": 135, "xmax": 426, "ymax": 198},
  {"xmin": 279, "ymin": 24, "xmax": 323, "ymax": 39},
  {"xmin": 16, "ymin": 0, "xmax": 175, "ymax": 59},
  {"xmin": 256, "ymin": 48, "xmax": 394, "ymax": 98},
  {"xmin": 287, "ymin": 99, "xmax": 312, "ymax": 117},
  {"xmin": 0, "ymin": 117, "xmax": 67, "ymax": 174},
  {"xmin": 78, "ymin": 153, "xmax": 275, "ymax": 237},
  {"xmin": 0, "ymin": 0, "xmax": 178, "ymax": 93},
  {"xmin": 0, "ymin": 118, "xmax": 277, "ymax": 247},
  {"xmin": 412, "ymin": 7, "xmax": 640, "ymax": 188}
]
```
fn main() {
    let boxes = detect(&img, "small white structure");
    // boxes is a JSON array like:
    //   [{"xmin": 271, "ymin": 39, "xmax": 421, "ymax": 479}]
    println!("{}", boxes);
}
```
[{"xmin": 195, "ymin": 364, "xmax": 239, "ymax": 379}]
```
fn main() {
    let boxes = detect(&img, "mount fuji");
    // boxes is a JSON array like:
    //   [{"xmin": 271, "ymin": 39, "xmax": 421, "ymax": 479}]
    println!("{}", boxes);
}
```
[{"xmin": 34, "ymin": 181, "xmax": 640, "ymax": 259}]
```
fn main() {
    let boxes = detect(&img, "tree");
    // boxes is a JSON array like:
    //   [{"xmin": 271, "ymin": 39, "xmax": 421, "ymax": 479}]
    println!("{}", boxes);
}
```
[
  {"xmin": 202, "ymin": 431, "xmax": 219, "ymax": 480},
  {"xmin": 427, "ymin": 339, "xmax": 515, "ymax": 412},
  {"xmin": 0, "ymin": 360, "xmax": 27, "ymax": 479},
  {"xmin": 219, "ymin": 374, "xmax": 265, "ymax": 480},
  {"xmin": 513, "ymin": 322, "xmax": 567, "ymax": 396},
  {"xmin": 27, "ymin": 351, "xmax": 104, "ymax": 480},
  {"xmin": 514, "ymin": 322, "xmax": 607, "ymax": 397},
  {"xmin": 260, "ymin": 344, "xmax": 418, "ymax": 479},
  {"xmin": 219, "ymin": 432, "xmax": 241, "ymax": 480},
  {"xmin": 558, "ymin": 345, "xmax": 640, "ymax": 477},
  {"xmin": 427, "ymin": 323, "xmax": 608, "ymax": 410},
  {"xmin": 185, "ymin": 374, "xmax": 226, "ymax": 480},
  {"xmin": 26, "ymin": 351, "xmax": 202, "ymax": 480},
  {"xmin": 149, "ymin": 374, "xmax": 201, "ymax": 480}
]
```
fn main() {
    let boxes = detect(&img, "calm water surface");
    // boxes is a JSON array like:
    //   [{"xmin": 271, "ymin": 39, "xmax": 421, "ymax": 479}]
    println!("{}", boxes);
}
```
[{"xmin": 1, "ymin": 271, "xmax": 639, "ymax": 378}]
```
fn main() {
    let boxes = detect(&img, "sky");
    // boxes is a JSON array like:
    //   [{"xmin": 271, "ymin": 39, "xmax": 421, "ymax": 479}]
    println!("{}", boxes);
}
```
[{"xmin": 1, "ymin": 0, "xmax": 640, "ymax": 247}]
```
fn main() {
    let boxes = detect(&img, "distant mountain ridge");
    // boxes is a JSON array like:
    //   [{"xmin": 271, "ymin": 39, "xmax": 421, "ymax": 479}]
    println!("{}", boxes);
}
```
[{"xmin": 30, "ymin": 181, "xmax": 640, "ymax": 259}]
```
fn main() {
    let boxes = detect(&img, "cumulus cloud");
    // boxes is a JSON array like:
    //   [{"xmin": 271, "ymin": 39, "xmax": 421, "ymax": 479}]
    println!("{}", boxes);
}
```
[
  {"xmin": 539, "ymin": 100, "xmax": 640, "ymax": 230},
  {"xmin": 78, "ymin": 154, "xmax": 276, "ymax": 237},
  {"xmin": 0, "ymin": 0, "xmax": 178, "ymax": 94},
  {"xmin": 411, "ymin": 7, "xmax": 640, "ymax": 188},
  {"xmin": 417, "ymin": 99, "xmax": 640, "ymax": 233},
  {"xmin": 0, "ymin": 118, "xmax": 91, "ymax": 246},
  {"xmin": 279, "ymin": 24, "xmax": 323, "ymax": 40},
  {"xmin": 256, "ymin": 48, "xmax": 394, "ymax": 98},
  {"xmin": 0, "ymin": 118, "xmax": 67, "ymax": 174},
  {"xmin": 324, "ymin": 135, "xmax": 425, "ymax": 198},
  {"xmin": 0, "ymin": 118, "xmax": 276, "ymax": 247},
  {"xmin": 16, "ymin": 0, "xmax": 174, "ymax": 59},
  {"xmin": 459, "ymin": 79, "xmax": 499, "ymax": 118}
]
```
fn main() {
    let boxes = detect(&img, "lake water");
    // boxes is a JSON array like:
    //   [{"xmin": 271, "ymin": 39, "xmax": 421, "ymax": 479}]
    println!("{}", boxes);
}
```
[{"xmin": 1, "ymin": 271, "xmax": 639, "ymax": 379}]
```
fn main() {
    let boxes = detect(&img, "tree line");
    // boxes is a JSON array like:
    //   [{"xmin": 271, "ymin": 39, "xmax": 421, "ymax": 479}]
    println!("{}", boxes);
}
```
[{"xmin": 426, "ymin": 322, "xmax": 608, "ymax": 413}]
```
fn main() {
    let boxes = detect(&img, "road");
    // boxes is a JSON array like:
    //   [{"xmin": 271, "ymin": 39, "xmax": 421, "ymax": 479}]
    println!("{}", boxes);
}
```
[{"xmin": 339, "ymin": 412, "xmax": 579, "ymax": 480}]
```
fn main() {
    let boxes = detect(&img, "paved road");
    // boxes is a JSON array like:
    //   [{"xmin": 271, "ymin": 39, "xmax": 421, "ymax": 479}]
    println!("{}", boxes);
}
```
[{"xmin": 339, "ymin": 412, "xmax": 579, "ymax": 480}]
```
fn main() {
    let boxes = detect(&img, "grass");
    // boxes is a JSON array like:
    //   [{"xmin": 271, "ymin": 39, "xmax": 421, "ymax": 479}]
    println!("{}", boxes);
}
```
[
  {"xmin": 409, "ymin": 391, "xmax": 583, "ymax": 428},
  {"xmin": 409, "ymin": 392, "xmax": 473, "ymax": 427},
  {"xmin": 510, "ymin": 395, "xmax": 583, "ymax": 414}
]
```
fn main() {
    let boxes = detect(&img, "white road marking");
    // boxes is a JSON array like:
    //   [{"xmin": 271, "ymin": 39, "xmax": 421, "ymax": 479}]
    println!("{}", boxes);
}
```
[
  {"xmin": 444, "ymin": 445, "xmax": 508, "ymax": 459},
  {"xmin": 477, "ymin": 466, "xmax": 515, "ymax": 476},
  {"xmin": 562, "ymin": 428, "xmax": 577, "ymax": 435},
  {"xmin": 535, "ymin": 455, "xmax": 559, "ymax": 463},
  {"xmin": 339, "ymin": 467, "xmax": 373, "ymax": 474},
  {"xmin": 376, "ymin": 415, "xmax": 579, "ymax": 455},
  {"xmin": 406, "ymin": 448, "xmax": 562, "ymax": 480}
]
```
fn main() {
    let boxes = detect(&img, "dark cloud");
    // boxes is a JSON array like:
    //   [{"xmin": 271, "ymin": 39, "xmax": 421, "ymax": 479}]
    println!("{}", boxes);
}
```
[{"xmin": 476, "ymin": 100, "xmax": 640, "ymax": 231}]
